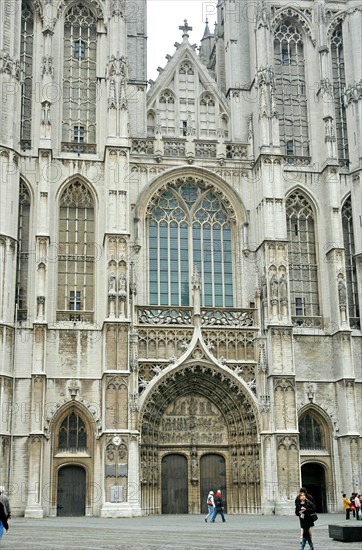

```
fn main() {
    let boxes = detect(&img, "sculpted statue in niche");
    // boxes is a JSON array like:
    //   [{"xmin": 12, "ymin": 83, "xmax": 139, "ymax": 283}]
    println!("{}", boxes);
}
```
[
  {"xmin": 108, "ymin": 271, "xmax": 116, "ymax": 296},
  {"xmin": 261, "ymin": 274, "xmax": 267, "ymax": 300},
  {"xmin": 119, "ymin": 273, "xmax": 127, "ymax": 300},
  {"xmin": 278, "ymin": 273, "xmax": 288, "ymax": 300},
  {"xmin": 338, "ymin": 278, "xmax": 347, "ymax": 305},
  {"xmin": 270, "ymin": 272, "xmax": 278, "ymax": 298}
]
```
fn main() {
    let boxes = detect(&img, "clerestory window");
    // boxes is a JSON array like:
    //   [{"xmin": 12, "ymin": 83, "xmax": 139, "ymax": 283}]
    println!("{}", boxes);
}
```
[
  {"xmin": 286, "ymin": 191, "xmax": 319, "ymax": 317},
  {"xmin": 342, "ymin": 196, "xmax": 360, "ymax": 329},
  {"xmin": 16, "ymin": 181, "xmax": 31, "ymax": 321},
  {"xmin": 299, "ymin": 412, "xmax": 325, "ymax": 450},
  {"xmin": 58, "ymin": 411, "xmax": 87, "ymax": 451},
  {"xmin": 331, "ymin": 24, "xmax": 349, "ymax": 167},
  {"xmin": 274, "ymin": 21, "xmax": 309, "ymax": 157},
  {"xmin": 20, "ymin": 1, "xmax": 34, "ymax": 151}
]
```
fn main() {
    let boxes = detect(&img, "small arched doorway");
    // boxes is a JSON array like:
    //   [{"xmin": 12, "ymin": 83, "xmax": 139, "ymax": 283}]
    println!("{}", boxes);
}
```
[
  {"xmin": 301, "ymin": 463, "xmax": 327, "ymax": 512},
  {"xmin": 161, "ymin": 454, "xmax": 188, "ymax": 514},
  {"xmin": 57, "ymin": 465, "xmax": 86, "ymax": 516},
  {"xmin": 200, "ymin": 454, "xmax": 226, "ymax": 514}
]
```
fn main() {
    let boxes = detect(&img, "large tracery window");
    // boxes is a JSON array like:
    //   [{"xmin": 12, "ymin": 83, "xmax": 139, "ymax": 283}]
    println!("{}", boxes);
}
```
[
  {"xmin": 286, "ymin": 191, "xmax": 319, "ymax": 318},
  {"xmin": 62, "ymin": 3, "xmax": 97, "ymax": 152},
  {"xmin": 20, "ymin": 1, "xmax": 34, "ymax": 151},
  {"xmin": 58, "ymin": 411, "xmax": 87, "ymax": 452},
  {"xmin": 342, "ymin": 196, "xmax": 360, "ymax": 329},
  {"xmin": 274, "ymin": 21, "xmax": 309, "ymax": 157},
  {"xmin": 331, "ymin": 24, "xmax": 349, "ymax": 168},
  {"xmin": 16, "ymin": 181, "xmax": 31, "ymax": 321},
  {"xmin": 148, "ymin": 181, "xmax": 234, "ymax": 307},
  {"xmin": 57, "ymin": 181, "xmax": 95, "ymax": 321},
  {"xmin": 299, "ymin": 412, "xmax": 325, "ymax": 450}
]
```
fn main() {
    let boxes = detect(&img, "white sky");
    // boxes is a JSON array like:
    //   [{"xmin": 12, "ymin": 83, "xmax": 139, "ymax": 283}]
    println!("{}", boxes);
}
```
[{"xmin": 147, "ymin": 0, "xmax": 217, "ymax": 81}]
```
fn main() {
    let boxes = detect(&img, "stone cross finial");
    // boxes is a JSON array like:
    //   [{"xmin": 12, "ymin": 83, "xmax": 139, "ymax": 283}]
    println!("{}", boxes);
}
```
[{"xmin": 179, "ymin": 19, "xmax": 193, "ymax": 38}]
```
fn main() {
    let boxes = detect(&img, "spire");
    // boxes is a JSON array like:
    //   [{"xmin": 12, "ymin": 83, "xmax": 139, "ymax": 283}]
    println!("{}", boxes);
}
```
[
  {"xmin": 202, "ymin": 18, "xmax": 211, "ymax": 40},
  {"xmin": 179, "ymin": 19, "xmax": 193, "ymax": 41}
]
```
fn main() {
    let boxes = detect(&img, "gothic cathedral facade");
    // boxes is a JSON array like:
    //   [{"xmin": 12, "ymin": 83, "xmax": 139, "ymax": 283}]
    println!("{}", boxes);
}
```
[{"xmin": 0, "ymin": 0, "xmax": 361, "ymax": 517}]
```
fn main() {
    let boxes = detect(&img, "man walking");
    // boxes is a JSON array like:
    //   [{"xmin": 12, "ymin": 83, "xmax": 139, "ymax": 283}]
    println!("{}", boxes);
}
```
[{"xmin": 211, "ymin": 490, "xmax": 226, "ymax": 523}]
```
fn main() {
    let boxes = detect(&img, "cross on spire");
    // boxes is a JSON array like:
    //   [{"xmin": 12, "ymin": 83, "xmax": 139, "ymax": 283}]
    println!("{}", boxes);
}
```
[{"xmin": 179, "ymin": 19, "xmax": 193, "ymax": 39}]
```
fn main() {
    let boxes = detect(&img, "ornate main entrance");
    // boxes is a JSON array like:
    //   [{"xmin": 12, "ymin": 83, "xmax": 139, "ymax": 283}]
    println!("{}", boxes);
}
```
[{"xmin": 139, "ymin": 362, "xmax": 261, "ymax": 515}]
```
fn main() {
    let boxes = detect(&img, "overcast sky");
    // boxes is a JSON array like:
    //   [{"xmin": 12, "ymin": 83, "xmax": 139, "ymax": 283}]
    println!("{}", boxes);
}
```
[{"xmin": 147, "ymin": 0, "xmax": 217, "ymax": 81}]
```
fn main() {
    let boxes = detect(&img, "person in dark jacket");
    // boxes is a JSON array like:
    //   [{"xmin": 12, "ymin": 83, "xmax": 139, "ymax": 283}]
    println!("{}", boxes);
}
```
[
  {"xmin": 0, "ymin": 500, "xmax": 9, "ymax": 543},
  {"xmin": 211, "ymin": 490, "xmax": 226, "ymax": 523},
  {"xmin": 295, "ymin": 492, "xmax": 315, "ymax": 550}
]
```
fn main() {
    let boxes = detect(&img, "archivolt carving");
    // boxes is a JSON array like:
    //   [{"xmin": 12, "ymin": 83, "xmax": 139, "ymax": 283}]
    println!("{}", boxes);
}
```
[
  {"xmin": 327, "ymin": 7, "xmax": 362, "ymax": 40},
  {"xmin": 56, "ymin": 0, "xmax": 104, "ymax": 20},
  {"xmin": 44, "ymin": 398, "xmax": 101, "ymax": 438}
]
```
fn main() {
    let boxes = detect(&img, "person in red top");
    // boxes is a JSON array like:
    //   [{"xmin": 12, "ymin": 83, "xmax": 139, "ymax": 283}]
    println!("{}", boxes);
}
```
[{"xmin": 211, "ymin": 490, "xmax": 226, "ymax": 523}]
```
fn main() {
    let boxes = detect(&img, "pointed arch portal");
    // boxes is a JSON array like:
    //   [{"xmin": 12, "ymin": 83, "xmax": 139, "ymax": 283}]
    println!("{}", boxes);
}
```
[{"xmin": 140, "ymin": 364, "xmax": 260, "ymax": 515}]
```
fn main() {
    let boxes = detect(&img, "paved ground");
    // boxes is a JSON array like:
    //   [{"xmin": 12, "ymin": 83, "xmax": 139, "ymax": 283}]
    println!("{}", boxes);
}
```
[{"xmin": 0, "ymin": 514, "xmax": 361, "ymax": 549}]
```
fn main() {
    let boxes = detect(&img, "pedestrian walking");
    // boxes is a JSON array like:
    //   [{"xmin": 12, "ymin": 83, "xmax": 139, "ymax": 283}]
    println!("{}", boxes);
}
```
[
  {"xmin": 295, "ymin": 491, "xmax": 315, "ymax": 550},
  {"xmin": 354, "ymin": 494, "xmax": 361, "ymax": 520},
  {"xmin": 211, "ymin": 490, "xmax": 226, "ymax": 523},
  {"xmin": 343, "ymin": 493, "xmax": 351, "ymax": 520},
  {"xmin": 0, "ymin": 487, "xmax": 11, "ymax": 521},
  {"xmin": 204, "ymin": 490, "xmax": 215, "ymax": 522},
  {"xmin": 350, "ymin": 493, "xmax": 356, "ymax": 517},
  {"xmin": 0, "ymin": 499, "xmax": 9, "ymax": 544}
]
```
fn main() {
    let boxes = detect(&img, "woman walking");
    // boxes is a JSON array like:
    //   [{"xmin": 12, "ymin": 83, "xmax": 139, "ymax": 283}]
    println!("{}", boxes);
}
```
[{"xmin": 295, "ymin": 491, "xmax": 315, "ymax": 550}]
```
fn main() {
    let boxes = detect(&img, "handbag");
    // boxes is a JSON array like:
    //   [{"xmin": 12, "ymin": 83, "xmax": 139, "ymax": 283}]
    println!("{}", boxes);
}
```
[{"xmin": 310, "ymin": 512, "xmax": 318, "ymax": 522}]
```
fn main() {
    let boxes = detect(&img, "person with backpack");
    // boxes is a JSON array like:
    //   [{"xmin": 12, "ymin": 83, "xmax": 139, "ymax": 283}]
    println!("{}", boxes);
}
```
[
  {"xmin": 211, "ymin": 490, "xmax": 226, "ymax": 523},
  {"xmin": 204, "ymin": 490, "xmax": 215, "ymax": 522}
]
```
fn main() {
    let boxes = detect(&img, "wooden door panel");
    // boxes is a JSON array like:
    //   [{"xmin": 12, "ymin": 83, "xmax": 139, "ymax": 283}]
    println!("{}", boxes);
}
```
[
  {"xmin": 57, "ymin": 465, "xmax": 86, "ymax": 516},
  {"xmin": 161, "ymin": 454, "xmax": 188, "ymax": 514},
  {"xmin": 200, "ymin": 454, "xmax": 226, "ymax": 514}
]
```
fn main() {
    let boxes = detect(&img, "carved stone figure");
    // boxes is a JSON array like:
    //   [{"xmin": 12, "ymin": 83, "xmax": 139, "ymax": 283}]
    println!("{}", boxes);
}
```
[
  {"xmin": 108, "ymin": 271, "xmax": 116, "ymax": 296},
  {"xmin": 261, "ymin": 274, "xmax": 267, "ymax": 299},
  {"xmin": 338, "ymin": 278, "xmax": 347, "ymax": 305},
  {"xmin": 119, "ymin": 273, "xmax": 127, "ymax": 300},
  {"xmin": 270, "ymin": 273, "xmax": 278, "ymax": 298},
  {"xmin": 278, "ymin": 273, "xmax": 288, "ymax": 300}
]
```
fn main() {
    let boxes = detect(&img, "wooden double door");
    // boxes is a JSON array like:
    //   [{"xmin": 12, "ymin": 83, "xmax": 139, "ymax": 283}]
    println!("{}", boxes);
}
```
[
  {"xmin": 57, "ymin": 465, "xmax": 86, "ymax": 516},
  {"xmin": 161, "ymin": 453, "xmax": 226, "ymax": 514}
]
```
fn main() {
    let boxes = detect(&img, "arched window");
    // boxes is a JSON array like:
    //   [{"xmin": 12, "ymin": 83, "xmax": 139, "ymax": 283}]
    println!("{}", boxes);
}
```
[
  {"xmin": 57, "ymin": 181, "xmax": 95, "ymax": 321},
  {"xmin": 286, "ymin": 191, "xmax": 319, "ymax": 318},
  {"xmin": 299, "ymin": 412, "xmax": 325, "ymax": 450},
  {"xmin": 58, "ymin": 411, "xmax": 87, "ymax": 451},
  {"xmin": 274, "ymin": 21, "xmax": 309, "ymax": 157},
  {"xmin": 62, "ymin": 3, "xmax": 97, "ymax": 152},
  {"xmin": 16, "ymin": 181, "xmax": 31, "ymax": 321},
  {"xmin": 20, "ymin": 1, "xmax": 34, "ymax": 151},
  {"xmin": 331, "ymin": 24, "xmax": 349, "ymax": 167},
  {"xmin": 342, "ymin": 196, "xmax": 360, "ymax": 329},
  {"xmin": 159, "ymin": 90, "xmax": 175, "ymax": 136},
  {"xmin": 148, "ymin": 180, "xmax": 234, "ymax": 307},
  {"xmin": 200, "ymin": 93, "xmax": 216, "ymax": 137}
]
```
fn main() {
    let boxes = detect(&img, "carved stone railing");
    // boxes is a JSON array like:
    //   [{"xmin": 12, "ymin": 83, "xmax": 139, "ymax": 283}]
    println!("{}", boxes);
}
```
[
  {"xmin": 138, "ymin": 307, "xmax": 192, "ymax": 325},
  {"xmin": 56, "ymin": 447, "xmax": 89, "ymax": 454},
  {"xmin": 339, "ymin": 158, "xmax": 350, "ymax": 169},
  {"xmin": 201, "ymin": 308, "xmax": 255, "ymax": 327},
  {"xmin": 283, "ymin": 155, "xmax": 312, "ymax": 167},
  {"xmin": 350, "ymin": 317, "xmax": 361, "ymax": 330},
  {"xmin": 195, "ymin": 141, "xmax": 217, "ymax": 158},
  {"xmin": 131, "ymin": 139, "xmax": 154, "ymax": 154},
  {"xmin": 292, "ymin": 316, "xmax": 323, "ymax": 328},
  {"xmin": 61, "ymin": 142, "xmax": 97, "ymax": 154},
  {"xmin": 226, "ymin": 143, "xmax": 248, "ymax": 159},
  {"xmin": 164, "ymin": 139, "xmax": 186, "ymax": 157},
  {"xmin": 56, "ymin": 311, "xmax": 94, "ymax": 323}
]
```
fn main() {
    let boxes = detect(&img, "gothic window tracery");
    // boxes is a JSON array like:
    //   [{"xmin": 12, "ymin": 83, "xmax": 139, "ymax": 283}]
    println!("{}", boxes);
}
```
[
  {"xmin": 286, "ymin": 191, "xmax": 319, "ymax": 317},
  {"xmin": 58, "ymin": 411, "xmax": 87, "ymax": 451},
  {"xmin": 148, "ymin": 181, "xmax": 234, "ymax": 307},
  {"xmin": 342, "ymin": 196, "xmax": 360, "ymax": 328},
  {"xmin": 200, "ymin": 93, "xmax": 216, "ymax": 137},
  {"xmin": 62, "ymin": 3, "xmax": 97, "ymax": 149},
  {"xmin": 159, "ymin": 90, "xmax": 176, "ymax": 136},
  {"xmin": 299, "ymin": 412, "xmax": 325, "ymax": 450},
  {"xmin": 20, "ymin": 1, "xmax": 34, "ymax": 151},
  {"xmin": 331, "ymin": 24, "xmax": 349, "ymax": 167},
  {"xmin": 16, "ymin": 180, "xmax": 31, "ymax": 321},
  {"xmin": 57, "ymin": 181, "xmax": 95, "ymax": 321},
  {"xmin": 274, "ymin": 21, "xmax": 309, "ymax": 157}
]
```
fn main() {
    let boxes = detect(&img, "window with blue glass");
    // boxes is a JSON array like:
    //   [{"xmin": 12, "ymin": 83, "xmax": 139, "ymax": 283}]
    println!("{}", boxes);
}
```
[{"xmin": 148, "ymin": 181, "xmax": 234, "ymax": 307}]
